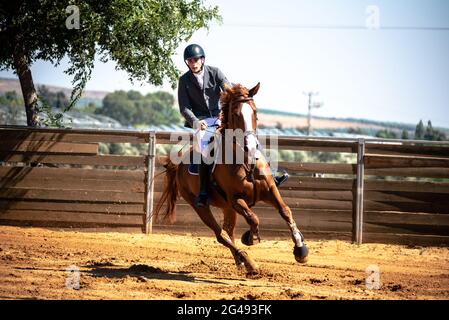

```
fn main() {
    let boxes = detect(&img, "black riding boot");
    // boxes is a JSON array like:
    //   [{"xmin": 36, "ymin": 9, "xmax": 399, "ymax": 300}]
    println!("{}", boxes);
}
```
[
  {"xmin": 269, "ymin": 166, "xmax": 289, "ymax": 187},
  {"xmin": 194, "ymin": 160, "xmax": 211, "ymax": 208},
  {"xmin": 274, "ymin": 170, "xmax": 289, "ymax": 187}
]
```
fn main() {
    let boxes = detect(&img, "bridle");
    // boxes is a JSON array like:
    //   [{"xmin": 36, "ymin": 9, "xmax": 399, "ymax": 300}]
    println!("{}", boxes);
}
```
[
  {"xmin": 226, "ymin": 96, "xmax": 259, "ymax": 205},
  {"xmin": 228, "ymin": 96, "xmax": 257, "ymax": 132}
]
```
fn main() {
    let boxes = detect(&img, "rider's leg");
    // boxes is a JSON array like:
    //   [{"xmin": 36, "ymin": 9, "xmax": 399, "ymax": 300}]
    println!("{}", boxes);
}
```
[
  {"xmin": 193, "ymin": 123, "xmax": 213, "ymax": 208},
  {"xmin": 194, "ymin": 156, "xmax": 211, "ymax": 208}
]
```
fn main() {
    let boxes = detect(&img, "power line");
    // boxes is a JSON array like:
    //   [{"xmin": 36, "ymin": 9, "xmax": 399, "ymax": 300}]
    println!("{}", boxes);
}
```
[{"xmin": 223, "ymin": 23, "xmax": 449, "ymax": 31}]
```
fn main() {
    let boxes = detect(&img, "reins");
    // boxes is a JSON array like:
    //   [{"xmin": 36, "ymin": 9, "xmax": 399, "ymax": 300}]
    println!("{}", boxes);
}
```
[{"xmin": 221, "ymin": 96, "xmax": 259, "ymax": 207}]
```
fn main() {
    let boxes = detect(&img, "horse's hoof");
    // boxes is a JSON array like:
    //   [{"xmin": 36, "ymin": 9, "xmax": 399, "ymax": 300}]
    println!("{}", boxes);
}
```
[
  {"xmin": 245, "ymin": 263, "xmax": 259, "ymax": 276},
  {"xmin": 241, "ymin": 230, "xmax": 252, "ymax": 246},
  {"xmin": 233, "ymin": 254, "xmax": 245, "ymax": 269},
  {"xmin": 241, "ymin": 230, "xmax": 260, "ymax": 246},
  {"xmin": 246, "ymin": 269, "xmax": 260, "ymax": 277},
  {"xmin": 293, "ymin": 245, "xmax": 309, "ymax": 263},
  {"xmin": 237, "ymin": 250, "xmax": 259, "ymax": 274},
  {"xmin": 235, "ymin": 262, "xmax": 245, "ymax": 272}
]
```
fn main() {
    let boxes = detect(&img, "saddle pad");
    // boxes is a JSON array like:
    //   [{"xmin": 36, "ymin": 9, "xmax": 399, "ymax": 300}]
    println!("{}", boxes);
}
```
[{"xmin": 188, "ymin": 163, "xmax": 199, "ymax": 175}]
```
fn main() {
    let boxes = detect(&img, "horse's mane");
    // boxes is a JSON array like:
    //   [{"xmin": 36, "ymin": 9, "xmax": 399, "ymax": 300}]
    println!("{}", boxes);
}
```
[{"xmin": 219, "ymin": 84, "xmax": 250, "ymax": 129}]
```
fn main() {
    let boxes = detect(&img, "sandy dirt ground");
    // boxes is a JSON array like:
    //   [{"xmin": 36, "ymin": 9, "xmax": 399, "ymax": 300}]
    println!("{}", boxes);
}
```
[{"xmin": 0, "ymin": 225, "xmax": 448, "ymax": 300}]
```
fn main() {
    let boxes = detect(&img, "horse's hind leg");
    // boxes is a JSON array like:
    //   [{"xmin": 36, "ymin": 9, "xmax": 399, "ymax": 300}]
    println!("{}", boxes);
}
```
[
  {"xmin": 192, "ymin": 205, "xmax": 258, "ymax": 274},
  {"xmin": 231, "ymin": 197, "xmax": 260, "ymax": 246}
]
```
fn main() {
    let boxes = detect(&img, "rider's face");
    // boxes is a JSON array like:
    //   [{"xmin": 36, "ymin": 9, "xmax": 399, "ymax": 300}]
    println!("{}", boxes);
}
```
[{"xmin": 186, "ymin": 57, "xmax": 204, "ymax": 73}]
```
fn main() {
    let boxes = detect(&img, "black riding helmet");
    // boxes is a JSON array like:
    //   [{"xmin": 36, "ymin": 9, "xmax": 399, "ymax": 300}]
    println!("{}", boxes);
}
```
[{"xmin": 183, "ymin": 44, "xmax": 205, "ymax": 61}]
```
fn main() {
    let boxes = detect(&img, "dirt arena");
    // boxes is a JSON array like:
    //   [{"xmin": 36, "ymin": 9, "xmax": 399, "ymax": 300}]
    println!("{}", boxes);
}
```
[{"xmin": 0, "ymin": 225, "xmax": 448, "ymax": 300}]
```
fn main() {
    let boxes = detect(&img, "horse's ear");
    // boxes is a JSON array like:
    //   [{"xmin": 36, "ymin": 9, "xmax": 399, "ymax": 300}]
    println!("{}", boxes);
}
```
[{"xmin": 249, "ymin": 82, "xmax": 260, "ymax": 97}]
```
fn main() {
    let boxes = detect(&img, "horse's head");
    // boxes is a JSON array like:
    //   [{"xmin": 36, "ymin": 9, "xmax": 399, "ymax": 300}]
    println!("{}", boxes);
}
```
[
  {"xmin": 220, "ymin": 83, "xmax": 260, "ymax": 130},
  {"xmin": 220, "ymin": 83, "xmax": 260, "ymax": 160}
]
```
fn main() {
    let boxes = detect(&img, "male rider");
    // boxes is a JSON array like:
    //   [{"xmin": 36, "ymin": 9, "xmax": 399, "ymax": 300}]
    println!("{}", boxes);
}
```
[{"xmin": 178, "ymin": 44, "xmax": 288, "ymax": 208}]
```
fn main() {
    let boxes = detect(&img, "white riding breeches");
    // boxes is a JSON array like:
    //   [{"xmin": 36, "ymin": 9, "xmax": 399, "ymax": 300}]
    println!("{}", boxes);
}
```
[
  {"xmin": 193, "ymin": 114, "xmax": 262, "ymax": 162},
  {"xmin": 194, "ymin": 117, "xmax": 221, "ymax": 158}
]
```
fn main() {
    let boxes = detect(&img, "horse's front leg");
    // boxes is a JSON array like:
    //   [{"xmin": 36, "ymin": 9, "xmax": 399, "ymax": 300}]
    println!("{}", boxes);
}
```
[
  {"xmin": 231, "ymin": 196, "xmax": 261, "ymax": 246},
  {"xmin": 266, "ymin": 185, "xmax": 309, "ymax": 263},
  {"xmin": 189, "ymin": 204, "xmax": 259, "ymax": 275},
  {"xmin": 222, "ymin": 207, "xmax": 243, "ymax": 268}
]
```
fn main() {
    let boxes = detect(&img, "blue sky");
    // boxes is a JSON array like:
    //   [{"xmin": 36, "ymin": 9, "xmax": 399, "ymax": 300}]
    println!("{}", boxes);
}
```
[{"xmin": 1, "ymin": 0, "xmax": 449, "ymax": 127}]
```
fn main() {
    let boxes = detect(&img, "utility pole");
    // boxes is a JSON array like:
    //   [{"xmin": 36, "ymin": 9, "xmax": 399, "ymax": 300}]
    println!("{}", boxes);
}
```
[{"xmin": 303, "ymin": 91, "xmax": 323, "ymax": 136}]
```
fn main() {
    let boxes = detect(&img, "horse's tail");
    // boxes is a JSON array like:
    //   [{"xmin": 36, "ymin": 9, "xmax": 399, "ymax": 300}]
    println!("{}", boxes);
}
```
[{"xmin": 153, "ymin": 156, "xmax": 179, "ymax": 224}]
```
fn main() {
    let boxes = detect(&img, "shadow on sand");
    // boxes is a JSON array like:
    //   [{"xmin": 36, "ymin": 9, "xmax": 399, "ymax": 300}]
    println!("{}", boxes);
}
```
[{"xmin": 84, "ymin": 262, "xmax": 227, "ymax": 285}]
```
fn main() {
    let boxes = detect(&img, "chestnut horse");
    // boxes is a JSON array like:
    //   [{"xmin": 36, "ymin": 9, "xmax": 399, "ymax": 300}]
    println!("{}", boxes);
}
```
[{"xmin": 154, "ymin": 83, "xmax": 308, "ymax": 274}]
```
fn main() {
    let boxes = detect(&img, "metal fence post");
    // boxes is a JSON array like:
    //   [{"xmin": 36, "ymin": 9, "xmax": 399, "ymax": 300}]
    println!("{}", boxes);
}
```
[
  {"xmin": 353, "ymin": 138, "xmax": 365, "ymax": 244},
  {"xmin": 145, "ymin": 131, "xmax": 156, "ymax": 234}
]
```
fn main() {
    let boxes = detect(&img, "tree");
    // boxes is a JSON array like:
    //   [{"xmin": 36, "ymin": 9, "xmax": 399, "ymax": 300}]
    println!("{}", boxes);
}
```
[
  {"xmin": 375, "ymin": 129, "xmax": 398, "ymax": 139},
  {"xmin": 415, "ymin": 120, "xmax": 425, "ymax": 140},
  {"xmin": 0, "ymin": 90, "xmax": 23, "ymax": 124},
  {"xmin": 0, "ymin": 1, "xmax": 220, "ymax": 126},
  {"xmin": 424, "ymin": 120, "xmax": 434, "ymax": 140},
  {"xmin": 78, "ymin": 102, "xmax": 97, "ymax": 114},
  {"xmin": 279, "ymin": 150, "xmax": 295, "ymax": 162},
  {"xmin": 434, "ymin": 131, "xmax": 447, "ymax": 141},
  {"xmin": 423, "ymin": 120, "xmax": 447, "ymax": 141},
  {"xmin": 97, "ymin": 91, "xmax": 136, "ymax": 126},
  {"xmin": 348, "ymin": 127, "xmax": 363, "ymax": 135},
  {"xmin": 140, "ymin": 92, "xmax": 180, "ymax": 126},
  {"xmin": 37, "ymin": 85, "xmax": 69, "ymax": 109},
  {"xmin": 401, "ymin": 129, "xmax": 409, "ymax": 140},
  {"xmin": 95, "ymin": 89, "xmax": 181, "ymax": 127},
  {"xmin": 311, "ymin": 151, "xmax": 342, "ymax": 163},
  {"xmin": 0, "ymin": 91, "xmax": 23, "ymax": 106},
  {"xmin": 150, "ymin": 91, "xmax": 175, "ymax": 108}
]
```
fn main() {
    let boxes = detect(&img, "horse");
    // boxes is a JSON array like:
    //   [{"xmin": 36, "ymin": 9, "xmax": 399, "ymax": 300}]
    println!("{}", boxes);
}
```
[{"xmin": 154, "ymin": 83, "xmax": 309, "ymax": 274}]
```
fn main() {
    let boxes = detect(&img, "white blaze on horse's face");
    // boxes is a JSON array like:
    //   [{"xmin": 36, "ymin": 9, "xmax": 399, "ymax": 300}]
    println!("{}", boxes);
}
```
[{"xmin": 241, "ymin": 102, "xmax": 258, "ymax": 160}]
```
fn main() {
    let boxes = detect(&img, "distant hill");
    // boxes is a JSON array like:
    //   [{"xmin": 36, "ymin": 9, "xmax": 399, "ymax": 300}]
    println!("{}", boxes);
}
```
[
  {"xmin": 1, "ymin": 77, "xmax": 447, "ymax": 134},
  {"xmin": 255, "ymin": 108, "xmax": 438, "ymax": 133},
  {"xmin": 0, "ymin": 77, "xmax": 108, "ymax": 105},
  {"xmin": 257, "ymin": 108, "xmax": 385, "ymax": 131}
]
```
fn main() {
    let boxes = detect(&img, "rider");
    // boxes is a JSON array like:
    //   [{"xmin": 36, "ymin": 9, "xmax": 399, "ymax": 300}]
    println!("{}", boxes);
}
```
[{"xmin": 178, "ymin": 44, "xmax": 288, "ymax": 208}]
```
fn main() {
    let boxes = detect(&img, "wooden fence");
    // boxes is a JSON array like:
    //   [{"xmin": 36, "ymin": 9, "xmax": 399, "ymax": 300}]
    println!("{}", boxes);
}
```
[
  {"xmin": 0, "ymin": 126, "xmax": 151, "ymax": 233},
  {"xmin": 1, "ymin": 126, "xmax": 449, "ymax": 246}
]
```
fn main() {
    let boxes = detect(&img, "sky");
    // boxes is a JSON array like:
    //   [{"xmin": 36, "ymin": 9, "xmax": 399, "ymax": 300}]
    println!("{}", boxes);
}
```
[{"xmin": 1, "ymin": 0, "xmax": 449, "ymax": 127}]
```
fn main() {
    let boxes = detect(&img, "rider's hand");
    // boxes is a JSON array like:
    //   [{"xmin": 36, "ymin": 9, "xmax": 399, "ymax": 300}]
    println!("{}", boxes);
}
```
[{"xmin": 196, "ymin": 120, "xmax": 208, "ymax": 130}]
